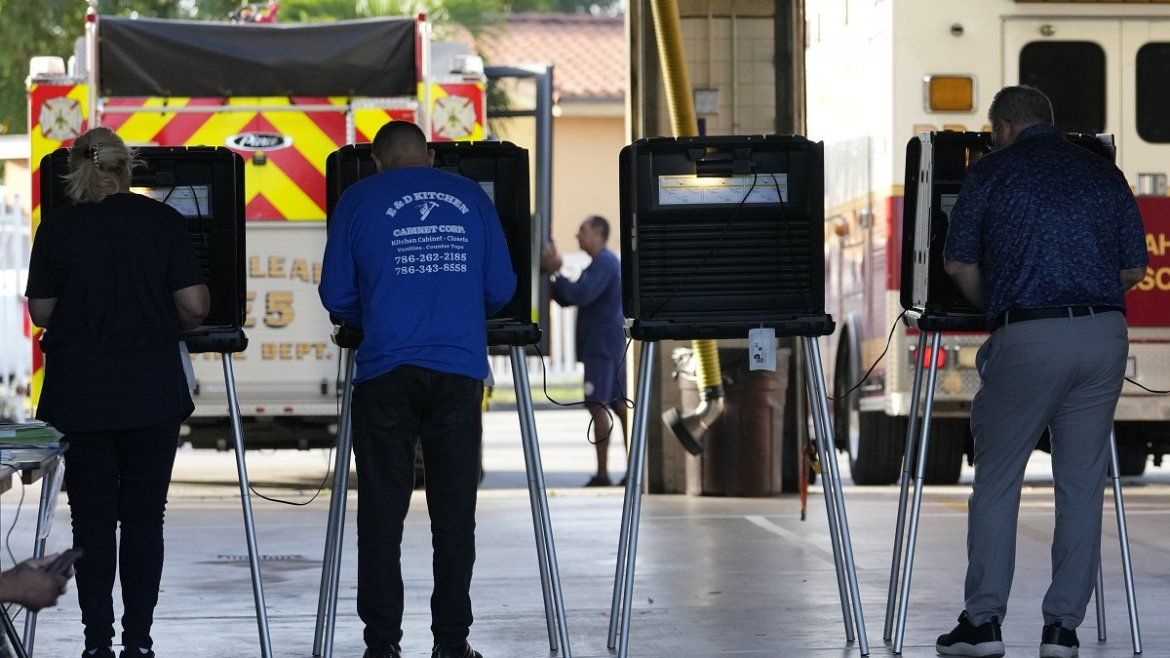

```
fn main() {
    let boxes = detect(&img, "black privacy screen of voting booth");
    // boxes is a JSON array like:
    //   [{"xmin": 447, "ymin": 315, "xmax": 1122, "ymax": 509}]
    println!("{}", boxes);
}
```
[
  {"xmin": 40, "ymin": 146, "xmax": 247, "ymax": 352},
  {"xmin": 620, "ymin": 135, "xmax": 833, "ymax": 341},
  {"xmin": 901, "ymin": 131, "xmax": 1115, "ymax": 330},
  {"xmin": 325, "ymin": 141, "xmax": 542, "ymax": 348}
]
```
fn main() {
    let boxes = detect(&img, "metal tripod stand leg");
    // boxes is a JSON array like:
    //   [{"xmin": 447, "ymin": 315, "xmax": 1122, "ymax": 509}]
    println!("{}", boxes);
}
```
[
  {"xmin": 893, "ymin": 331, "xmax": 942, "ymax": 655},
  {"xmin": 608, "ymin": 341, "xmax": 656, "ymax": 658},
  {"xmin": 314, "ymin": 348, "xmax": 356, "ymax": 657},
  {"xmin": 802, "ymin": 337, "xmax": 855, "ymax": 644},
  {"xmin": 804, "ymin": 336, "xmax": 869, "ymax": 656},
  {"xmin": 885, "ymin": 331, "xmax": 928, "ymax": 641},
  {"xmin": 606, "ymin": 340, "xmax": 643, "ymax": 651},
  {"xmin": 223, "ymin": 354, "xmax": 274, "ymax": 658},
  {"xmin": 1095, "ymin": 564, "xmax": 1107, "ymax": 642},
  {"xmin": 3, "ymin": 602, "xmax": 28, "ymax": 658},
  {"xmin": 511, "ymin": 347, "xmax": 572, "ymax": 656},
  {"xmin": 1108, "ymin": 429, "xmax": 1142, "ymax": 654},
  {"xmin": 21, "ymin": 457, "xmax": 62, "ymax": 656}
]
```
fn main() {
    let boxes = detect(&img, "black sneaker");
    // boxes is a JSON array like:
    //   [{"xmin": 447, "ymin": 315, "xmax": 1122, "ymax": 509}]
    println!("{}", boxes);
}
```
[
  {"xmin": 82, "ymin": 649, "xmax": 115, "ymax": 658},
  {"xmin": 118, "ymin": 650, "xmax": 154, "ymax": 658},
  {"xmin": 1040, "ymin": 622, "xmax": 1079, "ymax": 658},
  {"xmin": 935, "ymin": 611, "xmax": 1005, "ymax": 657},
  {"xmin": 584, "ymin": 474, "xmax": 612, "ymax": 487},
  {"xmin": 363, "ymin": 647, "xmax": 403, "ymax": 658},
  {"xmin": 431, "ymin": 641, "xmax": 482, "ymax": 658}
]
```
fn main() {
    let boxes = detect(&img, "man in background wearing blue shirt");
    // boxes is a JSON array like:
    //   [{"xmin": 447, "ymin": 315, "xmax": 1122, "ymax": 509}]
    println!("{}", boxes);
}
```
[
  {"xmin": 541, "ymin": 216, "xmax": 628, "ymax": 486},
  {"xmin": 935, "ymin": 87, "xmax": 1147, "ymax": 658},
  {"xmin": 320, "ymin": 121, "xmax": 516, "ymax": 658}
]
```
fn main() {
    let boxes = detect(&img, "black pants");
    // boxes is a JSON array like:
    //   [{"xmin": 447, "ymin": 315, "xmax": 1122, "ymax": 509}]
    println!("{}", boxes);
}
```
[
  {"xmin": 352, "ymin": 365, "xmax": 482, "ymax": 651},
  {"xmin": 63, "ymin": 419, "xmax": 180, "ymax": 651}
]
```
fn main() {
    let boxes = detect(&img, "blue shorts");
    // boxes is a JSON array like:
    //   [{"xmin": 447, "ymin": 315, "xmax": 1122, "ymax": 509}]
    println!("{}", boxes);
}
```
[{"xmin": 583, "ymin": 358, "xmax": 627, "ymax": 405}]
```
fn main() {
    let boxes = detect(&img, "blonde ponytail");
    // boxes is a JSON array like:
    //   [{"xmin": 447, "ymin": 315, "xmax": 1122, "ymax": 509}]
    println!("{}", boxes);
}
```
[{"xmin": 63, "ymin": 127, "xmax": 139, "ymax": 204}]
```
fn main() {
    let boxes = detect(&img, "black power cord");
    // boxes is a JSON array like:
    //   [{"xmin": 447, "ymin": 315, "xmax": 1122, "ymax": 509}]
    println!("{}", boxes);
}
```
[
  {"xmin": 2, "ymin": 477, "xmax": 25, "ymax": 570},
  {"xmin": 1124, "ymin": 377, "xmax": 1170, "ymax": 395},
  {"xmin": 240, "ymin": 349, "xmax": 344, "ymax": 507},
  {"xmin": 825, "ymin": 310, "xmax": 907, "ymax": 402},
  {"xmin": 532, "ymin": 340, "xmax": 635, "ymax": 446}
]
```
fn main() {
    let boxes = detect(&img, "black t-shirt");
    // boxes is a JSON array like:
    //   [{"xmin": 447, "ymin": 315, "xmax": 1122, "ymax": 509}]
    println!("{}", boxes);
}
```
[{"xmin": 25, "ymin": 192, "xmax": 205, "ymax": 432}]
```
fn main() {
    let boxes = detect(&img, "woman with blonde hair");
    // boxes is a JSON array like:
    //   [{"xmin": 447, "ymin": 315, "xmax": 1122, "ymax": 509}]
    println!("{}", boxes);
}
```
[{"xmin": 24, "ymin": 127, "xmax": 210, "ymax": 658}]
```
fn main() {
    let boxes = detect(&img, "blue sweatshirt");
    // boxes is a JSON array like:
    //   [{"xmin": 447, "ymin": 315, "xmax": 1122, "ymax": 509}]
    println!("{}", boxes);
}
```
[
  {"xmin": 319, "ymin": 166, "xmax": 516, "ymax": 383},
  {"xmin": 551, "ymin": 248, "xmax": 626, "ymax": 361}
]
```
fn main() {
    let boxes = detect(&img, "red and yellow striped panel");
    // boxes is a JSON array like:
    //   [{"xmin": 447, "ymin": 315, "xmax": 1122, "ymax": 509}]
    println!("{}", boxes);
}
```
[
  {"xmin": 109, "ymin": 97, "xmax": 353, "ymax": 221},
  {"xmin": 28, "ymin": 82, "xmax": 89, "ymax": 405},
  {"xmin": 102, "ymin": 88, "xmax": 483, "ymax": 221}
]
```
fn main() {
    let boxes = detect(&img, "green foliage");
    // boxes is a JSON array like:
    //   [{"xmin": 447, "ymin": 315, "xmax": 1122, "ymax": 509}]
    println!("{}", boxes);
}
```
[{"xmin": 0, "ymin": 0, "xmax": 239, "ymax": 133}]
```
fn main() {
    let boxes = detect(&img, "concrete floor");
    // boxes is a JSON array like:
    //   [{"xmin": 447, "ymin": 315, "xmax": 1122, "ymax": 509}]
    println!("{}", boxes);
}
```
[{"xmin": 3, "ymin": 409, "xmax": 1168, "ymax": 657}]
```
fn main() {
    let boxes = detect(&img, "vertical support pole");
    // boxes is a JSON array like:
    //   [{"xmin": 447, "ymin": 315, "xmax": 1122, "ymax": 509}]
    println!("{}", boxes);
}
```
[
  {"xmin": 1095, "ymin": 564, "xmax": 1106, "ymax": 642},
  {"xmin": 802, "ymin": 338, "xmax": 855, "ymax": 644},
  {"xmin": 223, "ymin": 354, "xmax": 273, "ymax": 658},
  {"xmin": 534, "ymin": 66, "xmax": 554, "ymax": 247},
  {"xmin": 512, "ymin": 347, "xmax": 572, "ymax": 656},
  {"xmin": 885, "ymin": 331, "xmax": 928, "ymax": 640},
  {"xmin": 21, "ymin": 457, "xmax": 61, "ymax": 655},
  {"xmin": 315, "ymin": 349, "xmax": 357, "ymax": 657},
  {"xmin": 893, "ymin": 332, "xmax": 942, "ymax": 654},
  {"xmin": 609, "ymin": 341, "xmax": 656, "ymax": 658},
  {"xmin": 805, "ymin": 337, "xmax": 869, "ymax": 656},
  {"xmin": 1108, "ymin": 430, "xmax": 1142, "ymax": 654}
]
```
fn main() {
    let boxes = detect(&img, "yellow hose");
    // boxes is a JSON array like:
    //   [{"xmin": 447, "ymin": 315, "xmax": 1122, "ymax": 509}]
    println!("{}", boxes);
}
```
[
  {"xmin": 650, "ymin": 0, "xmax": 724, "ymax": 454},
  {"xmin": 649, "ymin": 0, "xmax": 698, "ymax": 138},
  {"xmin": 692, "ymin": 339, "xmax": 721, "ymax": 390}
]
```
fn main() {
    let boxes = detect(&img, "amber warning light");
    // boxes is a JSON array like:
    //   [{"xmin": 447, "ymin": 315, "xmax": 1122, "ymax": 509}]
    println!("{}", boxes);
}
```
[{"xmin": 924, "ymin": 75, "xmax": 975, "ymax": 113}]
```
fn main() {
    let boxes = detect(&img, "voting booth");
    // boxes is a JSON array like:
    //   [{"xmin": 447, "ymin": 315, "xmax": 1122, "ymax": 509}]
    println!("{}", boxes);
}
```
[
  {"xmin": 311, "ymin": 141, "xmax": 571, "ymax": 658},
  {"xmin": 610, "ymin": 135, "xmax": 867, "ymax": 657},
  {"xmin": 886, "ymin": 131, "xmax": 1141, "ymax": 654},
  {"xmin": 39, "ymin": 146, "xmax": 272, "ymax": 656}
]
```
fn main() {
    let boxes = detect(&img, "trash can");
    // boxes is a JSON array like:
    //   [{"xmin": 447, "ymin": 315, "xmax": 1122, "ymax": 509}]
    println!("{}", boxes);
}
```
[{"xmin": 674, "ymin": 346, "xmax": 790, "ymax": 496}]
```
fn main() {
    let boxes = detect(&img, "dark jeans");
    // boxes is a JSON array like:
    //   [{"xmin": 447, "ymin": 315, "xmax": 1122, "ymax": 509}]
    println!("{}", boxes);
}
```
[
  {"xmin": 352, "ymin": 365, "xmax": 483, "ymax": 651},
  {"xmin": 63, "ymin": 418, "xmax": 180, "ymax": 650}
]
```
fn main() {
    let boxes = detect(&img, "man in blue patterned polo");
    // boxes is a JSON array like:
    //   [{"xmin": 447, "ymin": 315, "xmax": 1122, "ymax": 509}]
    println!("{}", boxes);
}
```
[{"xmin": 934, "ymin": 86, "xmax": 1147, "ymax": 658}]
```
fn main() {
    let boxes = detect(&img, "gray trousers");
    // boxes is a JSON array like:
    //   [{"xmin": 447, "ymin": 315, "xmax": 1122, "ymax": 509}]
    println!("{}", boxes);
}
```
[{"xmin": 965, "ymin": 310, "xmax": 1128, "ymax": 629}]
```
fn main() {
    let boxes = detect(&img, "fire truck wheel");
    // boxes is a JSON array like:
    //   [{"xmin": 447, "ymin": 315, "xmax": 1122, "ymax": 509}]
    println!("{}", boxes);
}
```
[
  {"xmin": 851, "ymin": 412, "xmax": 903, "ymax": 485},
  {"xmin": 922, "ymin": 419, "xmax": 965, "ymax": 485},
  {"xmin": 1112, "ymin": 424, "xmax": 1150, "ymax": 477}
]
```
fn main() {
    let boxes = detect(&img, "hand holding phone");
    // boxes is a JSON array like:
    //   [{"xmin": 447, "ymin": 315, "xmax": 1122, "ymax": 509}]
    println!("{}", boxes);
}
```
[{"xmin": 44, "ymin": 549, "xmax": 83, "ymax": 577}]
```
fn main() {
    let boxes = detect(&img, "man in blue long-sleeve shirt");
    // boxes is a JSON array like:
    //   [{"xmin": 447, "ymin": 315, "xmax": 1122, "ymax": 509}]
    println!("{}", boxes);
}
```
[
  {"xmin": 541, "ymin": 216, "xmax": 628, "ymax": 486},
  {"xmin": 319, "ymin": 121, "xmax": 515, "ymax": 658}
]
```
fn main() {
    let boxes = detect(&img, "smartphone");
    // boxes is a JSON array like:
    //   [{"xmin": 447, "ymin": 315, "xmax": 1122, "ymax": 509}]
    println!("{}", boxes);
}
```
[{"xmin": 44, "ymin": 549, "xmax": 83, "ymax": 577}]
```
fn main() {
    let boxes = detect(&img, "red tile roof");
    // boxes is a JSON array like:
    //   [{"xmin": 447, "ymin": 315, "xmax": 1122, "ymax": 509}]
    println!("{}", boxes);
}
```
[{"xmin": 479, "ymin": 13, "xmax": 627, "ymax": 102}]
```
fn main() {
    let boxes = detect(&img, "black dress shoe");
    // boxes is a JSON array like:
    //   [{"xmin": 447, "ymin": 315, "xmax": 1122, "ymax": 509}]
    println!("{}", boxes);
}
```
[
  {"xmin": 363, "ymin": 647, "xmax": 403, "ymax": 658},
  {"xmin": 118, "ymin": 650, "xmax": 154, "ymax": 658},
  {"xmin": 431, "ymin": 641, "xmax": 482, "ymax": 658},
  {"xmin": 82, "ymin": 649, "xmax": 115, "ymax": 658}
]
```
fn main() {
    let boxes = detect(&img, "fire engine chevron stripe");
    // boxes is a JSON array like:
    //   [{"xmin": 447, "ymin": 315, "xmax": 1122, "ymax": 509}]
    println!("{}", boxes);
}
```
[
  {"xmin": 115, "ymin": 97, "xmax": 191, "ymax": 145},
  {"xmin": 181, "ymin": 110, "xmax": 256, "ymax": 153},
  {"xmin": 354, "ymin": 108, "xmax": 397, "ymax": 143},
  {"xmin": 150, "ymin": 99, "xmax": 230, "ymax": 146},
  {"xmin": 100, "ymin": 97, "xmax": 146, "ymax": 132},
  {"xmin": 242, "ymin": 152, "xmax": 319, "ymax": 220},
  {"xmin": 263, "ymin": 110, "xmax": 345, "ymax": 176},
  {"xmin": 245, "ymin": 192, "xmax": 283, "ymax": 221},
  {"xmin": 234, "ymin": 113, "xmax": 323, "ymax": 220},
  {"xmin": 229, "ymin": 95, "xmax": 291, "ymax": 107}
]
